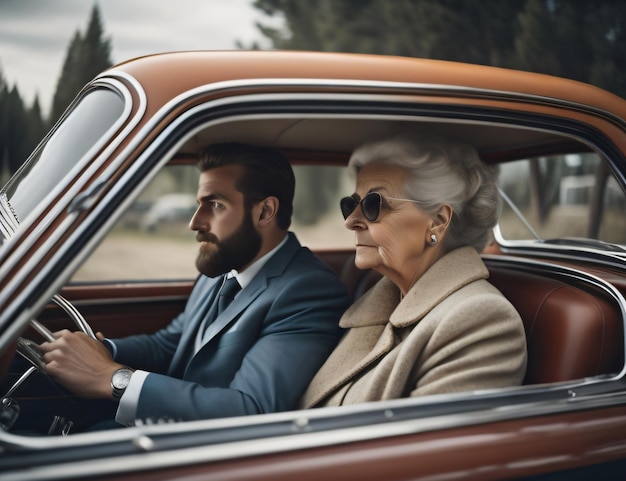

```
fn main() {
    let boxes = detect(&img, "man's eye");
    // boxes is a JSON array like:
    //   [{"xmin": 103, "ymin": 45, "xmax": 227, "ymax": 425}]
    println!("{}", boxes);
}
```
[{"xmin": 211, "ymin": 201, "xmax": 225, "ymax": 209}]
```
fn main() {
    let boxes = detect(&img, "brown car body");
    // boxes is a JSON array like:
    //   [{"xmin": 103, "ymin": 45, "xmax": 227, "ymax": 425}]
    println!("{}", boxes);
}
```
[{"xmin": 1, "ymin": 51, "xmax": 626, "ymax": 480}]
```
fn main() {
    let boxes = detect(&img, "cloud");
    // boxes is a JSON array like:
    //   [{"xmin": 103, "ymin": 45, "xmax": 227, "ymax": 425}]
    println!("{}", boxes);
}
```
[{"xmin": 0, "ymin": 0, "xmax": 282, "ymax": 117}]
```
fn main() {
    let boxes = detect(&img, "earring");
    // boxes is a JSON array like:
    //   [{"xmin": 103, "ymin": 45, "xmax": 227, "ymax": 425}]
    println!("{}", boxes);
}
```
[{"xmin": 430, "ymin": 234, "xmax": 438, "ymax": 246}]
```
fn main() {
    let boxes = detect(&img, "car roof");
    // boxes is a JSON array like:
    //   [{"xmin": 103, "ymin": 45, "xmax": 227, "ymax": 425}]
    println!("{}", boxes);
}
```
[
  {"xmin": 107, "ymin": 50, "xmax": 626, "ymax": 117},
  {"xmin": 101, "ymin": 51, "xmax": 626, "ymax": 163}
]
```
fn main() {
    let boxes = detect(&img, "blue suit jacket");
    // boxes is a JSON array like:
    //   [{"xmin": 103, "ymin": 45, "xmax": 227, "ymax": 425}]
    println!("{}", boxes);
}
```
[{"xmin": 112, "ymin": 233, "xmax": 349, "ymax": 422}]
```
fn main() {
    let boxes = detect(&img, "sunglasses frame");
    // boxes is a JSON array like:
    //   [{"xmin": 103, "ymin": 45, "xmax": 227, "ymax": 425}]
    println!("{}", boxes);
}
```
[{"xmin": 340, "ymin": 192, "xmax": 423, "ymax": 222}]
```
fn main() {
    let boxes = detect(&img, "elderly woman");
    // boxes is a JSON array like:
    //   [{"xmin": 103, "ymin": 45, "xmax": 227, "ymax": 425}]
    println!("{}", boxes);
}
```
[{"xmin": 300, "ymin": 135, "xmax": 527, "ymax": 408}]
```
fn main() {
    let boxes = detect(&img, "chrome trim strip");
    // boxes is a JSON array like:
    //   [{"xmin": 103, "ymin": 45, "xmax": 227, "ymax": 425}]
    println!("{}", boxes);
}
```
[
  {"xmin": 4, "ymin": 86, "xmax": 623, "ymax": 348},
  {"xmin": 3, "ymin": 389, "xmax": 626, "ymax": 480},
  {"xmin": 494, "ymin": 225, "xmax": 626, "ymax": 271},
  {"xmin": 151, "ymin": 76, "xmax": 626, "ymax": 131}
]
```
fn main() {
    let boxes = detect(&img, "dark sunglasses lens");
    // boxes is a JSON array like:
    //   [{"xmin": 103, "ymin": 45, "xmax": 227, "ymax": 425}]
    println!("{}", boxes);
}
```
[
  {"xmin": 340, "ymin": 197, "xmax": 357, "ymax": 220},
  {"xmin": 362, "ymin": 193, "xmax": 381, "ymax": 221}
]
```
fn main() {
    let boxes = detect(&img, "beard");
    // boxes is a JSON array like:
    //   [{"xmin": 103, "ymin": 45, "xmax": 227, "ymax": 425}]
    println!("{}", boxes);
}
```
[{"xmin": 195, "ymin": 211, "xmax": 262, "ymax": 278}]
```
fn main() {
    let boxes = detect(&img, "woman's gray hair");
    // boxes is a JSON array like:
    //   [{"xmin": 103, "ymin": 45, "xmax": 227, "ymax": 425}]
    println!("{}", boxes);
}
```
[{"xmin": 348, "ymin": 135, "xmax": 500, "ymax": 253}]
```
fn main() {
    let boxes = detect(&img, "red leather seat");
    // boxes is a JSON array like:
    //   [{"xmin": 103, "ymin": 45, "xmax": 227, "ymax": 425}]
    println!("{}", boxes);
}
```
[{"xmin": 488, "ymin": 267, "xmax": 623, "ymax": 384}]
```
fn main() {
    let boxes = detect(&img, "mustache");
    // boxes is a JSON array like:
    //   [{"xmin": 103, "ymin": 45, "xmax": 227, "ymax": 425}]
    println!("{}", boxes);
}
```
[{"xmin": 196, "ymin": 233, "xmax": 218, "ymax": 244}]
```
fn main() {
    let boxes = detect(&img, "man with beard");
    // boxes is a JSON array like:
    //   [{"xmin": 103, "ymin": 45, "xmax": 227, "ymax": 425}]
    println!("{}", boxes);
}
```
[{"xmin": 38, "ymin": 143, "xmax": 350, "ymax": 428}]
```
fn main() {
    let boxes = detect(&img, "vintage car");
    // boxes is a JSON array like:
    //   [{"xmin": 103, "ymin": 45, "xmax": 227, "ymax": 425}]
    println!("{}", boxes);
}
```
[{"xmin": 0, "ymin": 51, "xmax": 625, "ymax": 480}]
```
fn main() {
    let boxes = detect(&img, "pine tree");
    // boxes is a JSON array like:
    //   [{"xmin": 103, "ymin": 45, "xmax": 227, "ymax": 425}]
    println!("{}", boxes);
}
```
[
  {"xmin": 49, "ymin": 4, "xmax": 112, "ymax": 126},
  {"xmin": 0, "ymin": 70, "xmax": 8, "ymax": 183},
  {"xmin": 251, "ymin": 0, "xmax": 625, "ymax": 98},
  {"xmin": 3, "ymin": 86, "xmax": 30, "ymax": 174}
]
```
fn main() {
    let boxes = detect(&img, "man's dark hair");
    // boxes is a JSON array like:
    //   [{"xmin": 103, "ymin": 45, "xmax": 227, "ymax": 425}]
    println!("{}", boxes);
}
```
[{"xmin": 198, "ymin": 143, "xmax": 295, "ymax": 230}]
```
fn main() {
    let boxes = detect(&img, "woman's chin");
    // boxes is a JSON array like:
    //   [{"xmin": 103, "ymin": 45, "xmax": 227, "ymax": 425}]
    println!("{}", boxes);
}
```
[{"xmin": 354, "ymin": 250, "xmax": 378, "ymax": 271}]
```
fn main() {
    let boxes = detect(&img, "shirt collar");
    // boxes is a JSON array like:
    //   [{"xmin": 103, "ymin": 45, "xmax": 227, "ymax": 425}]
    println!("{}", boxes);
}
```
[{"xmin": 227, "ymin": 234, "xmax": 288, "ymax": 290}]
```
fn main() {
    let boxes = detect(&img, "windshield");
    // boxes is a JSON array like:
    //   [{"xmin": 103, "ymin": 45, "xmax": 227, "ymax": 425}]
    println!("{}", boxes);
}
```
[{"xmin": 0, "ymin": 87, "xmax": 125, "ymax": 245}]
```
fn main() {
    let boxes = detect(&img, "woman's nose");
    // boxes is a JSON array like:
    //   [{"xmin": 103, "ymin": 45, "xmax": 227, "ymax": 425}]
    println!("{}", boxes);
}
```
[{"xmin": 344, "ymin": 207, "xmax": 365, "ymax": 231}]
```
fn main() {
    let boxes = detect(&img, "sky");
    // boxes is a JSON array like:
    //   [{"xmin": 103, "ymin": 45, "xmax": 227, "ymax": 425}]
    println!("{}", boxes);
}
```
[{"xmin": 0, "ymin": 0, "xmax": 282, "ymax": 117}]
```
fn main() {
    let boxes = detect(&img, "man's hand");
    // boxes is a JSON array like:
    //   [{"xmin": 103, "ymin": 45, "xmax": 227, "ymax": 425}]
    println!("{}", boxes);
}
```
[{"xmin": 40, "ymin": 330, "xmax": 123, "ymax": 400}]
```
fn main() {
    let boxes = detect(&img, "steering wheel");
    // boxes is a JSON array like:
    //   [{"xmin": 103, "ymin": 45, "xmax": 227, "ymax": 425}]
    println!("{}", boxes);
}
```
[{"xmin": 1, "ymin": 294, "xmax": 95, "ymax": 431}]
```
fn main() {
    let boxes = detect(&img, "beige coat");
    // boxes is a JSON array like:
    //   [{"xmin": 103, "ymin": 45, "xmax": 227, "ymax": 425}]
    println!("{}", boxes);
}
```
[{"xmin": 300, "ymin": 247, "xmax": 527, "ymax": 408}]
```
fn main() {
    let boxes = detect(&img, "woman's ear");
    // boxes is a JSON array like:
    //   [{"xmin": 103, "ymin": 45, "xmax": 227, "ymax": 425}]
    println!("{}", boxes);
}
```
[
  {"xmin": 433, "ymin": 204, "xmax": 453, "ymax": 230},
  {"xmin": 429, "ymin": 204, "xmax": 453, "ymax": 242},
  {"xmin": 257, "ymin": 196, "xmax": 279, "ymax": 227}
]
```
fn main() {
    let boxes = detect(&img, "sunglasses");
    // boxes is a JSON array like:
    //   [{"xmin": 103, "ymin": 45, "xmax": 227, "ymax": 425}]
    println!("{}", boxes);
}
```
[{"xmin": 340, "ymin": 192, "xmax": 422, "ymax": 222}]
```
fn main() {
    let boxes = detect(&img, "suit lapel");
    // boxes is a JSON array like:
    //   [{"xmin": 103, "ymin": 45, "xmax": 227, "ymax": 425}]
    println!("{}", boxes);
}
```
[
  {"xmin": 168, "ymin": 276, "xmax": 221, "ymax": 377},
  {"xmin": 194, "ymin": 233, "xmax": 301, "ymax": 348},
  {"xmin": 199, "ymin": 280, "xmax": 264, "ymax": 342}
]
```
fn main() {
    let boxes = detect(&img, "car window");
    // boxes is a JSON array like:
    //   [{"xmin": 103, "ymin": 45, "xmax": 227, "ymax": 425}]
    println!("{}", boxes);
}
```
[
  {"xmin": 71, "ymin": 164, "xmax": 353, "ymax": 283},
  {"xmin": 1, "ymin": 87, "xmax": 125, "ymax": 227},
  {"xmin": 497, "ymin": 152, "xmax": 626, "ymax": 246},
  {"xmin": 71, "ymin": 164, "xmax": 199, "ymax": 282}
]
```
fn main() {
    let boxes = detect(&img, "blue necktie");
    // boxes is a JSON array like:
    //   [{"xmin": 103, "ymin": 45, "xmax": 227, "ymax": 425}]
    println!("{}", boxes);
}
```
[
  {"xmin": 193, "ymin": 275, "xmax": 241, "ymax": 352},
  {"xmin": 218, "ymin": 276, "xmax": 241, "ymax": 314}
]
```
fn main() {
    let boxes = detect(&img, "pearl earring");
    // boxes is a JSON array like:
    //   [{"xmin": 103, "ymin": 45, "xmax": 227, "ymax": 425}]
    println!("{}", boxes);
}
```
[{"xmin": 430, "ymin": 234, "xmax": 438, "ymax": 246}]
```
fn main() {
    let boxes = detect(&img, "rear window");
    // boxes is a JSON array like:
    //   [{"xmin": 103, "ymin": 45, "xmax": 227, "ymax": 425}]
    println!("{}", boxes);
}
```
[{"xmin": 497, "ymin": 152, "xmax": 626, "ymax": 246}]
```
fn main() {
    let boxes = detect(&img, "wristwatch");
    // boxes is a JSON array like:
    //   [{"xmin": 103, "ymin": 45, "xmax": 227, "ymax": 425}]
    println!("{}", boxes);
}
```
[{"xmin": 111, "ymin": 367, "xmax": 134, "ymax": 400}]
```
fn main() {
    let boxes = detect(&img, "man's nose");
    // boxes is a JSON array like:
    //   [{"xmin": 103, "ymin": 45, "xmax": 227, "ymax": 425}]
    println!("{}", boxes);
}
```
[{"xmin": 189, "ymin": 207, "xmax": 205, "ymax": 231}]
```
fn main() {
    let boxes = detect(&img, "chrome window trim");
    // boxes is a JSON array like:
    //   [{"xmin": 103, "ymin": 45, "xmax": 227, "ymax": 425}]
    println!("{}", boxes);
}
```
[
  {"xmin": 494, "ymin": 226, "xmax": 626, "ymax": 271},
  {"xmin": 44, "ymin": 89, "xmax": 597, "ymax": 308},
  {"xmin": 153, "ymin": 76, "xmax": 626, "ymax": 132},
  {"xmin": 0, "ymin": 76, "xmax": 146, "ymax": 345}
]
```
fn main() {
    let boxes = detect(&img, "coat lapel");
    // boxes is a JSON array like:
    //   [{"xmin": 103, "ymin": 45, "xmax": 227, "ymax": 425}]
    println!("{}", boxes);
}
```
[{"xmin": 300, "ymin": 278, "xmax": 399, "ymax": 407}]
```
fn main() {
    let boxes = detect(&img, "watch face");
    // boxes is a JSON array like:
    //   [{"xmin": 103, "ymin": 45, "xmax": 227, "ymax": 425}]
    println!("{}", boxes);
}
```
[{"xmin": 112, "ymin": 368, "xmax": 133, "ymax": 389}]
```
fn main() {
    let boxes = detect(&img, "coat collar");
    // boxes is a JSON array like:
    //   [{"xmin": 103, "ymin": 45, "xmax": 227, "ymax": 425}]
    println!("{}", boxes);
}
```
[
  {"xmin": 339, "ymin": 247, "xmax": 489, "ymax": 329},
  {"xmin": 301, "ymin": 247, "xmax": 489, "ymax": 408}
]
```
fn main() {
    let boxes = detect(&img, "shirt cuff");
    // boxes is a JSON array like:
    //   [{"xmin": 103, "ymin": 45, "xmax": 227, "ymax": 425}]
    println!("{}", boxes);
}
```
[{"xmin": 115, "ymin": 370, "xmax": 149, "ymax": 426}]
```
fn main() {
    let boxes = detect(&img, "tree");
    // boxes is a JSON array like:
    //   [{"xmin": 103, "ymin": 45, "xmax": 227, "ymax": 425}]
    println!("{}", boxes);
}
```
[
  {"xmin": 0, "ymin": 70, "xmax": 7, "ymax": 182},
  {"xmin": 252, "ymin": 0, "xmax": 626, "ymax": 98},
  {"xmin": 49, "ymin": 4, "xmax": 112, "ymax": 126},
  {"xmin": 0, "ymin": 67, "xmax": 48, "ymax": 180},
  {"xmin": 2, "ymin": 86, "xmax": 31, "ymax": 175},
  {"xmin": 0, "ymin": 4, "xmax": 111, "ymax": 178},
  {"xmin": 252, "ymin": 0, "xmax": 523, "ymax": 65}
]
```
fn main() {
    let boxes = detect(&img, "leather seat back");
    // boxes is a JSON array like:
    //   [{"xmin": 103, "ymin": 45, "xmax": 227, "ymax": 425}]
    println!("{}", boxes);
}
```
[{"xmin": 488, "ymin": 267, "xmax": 623, "ymax": 384}]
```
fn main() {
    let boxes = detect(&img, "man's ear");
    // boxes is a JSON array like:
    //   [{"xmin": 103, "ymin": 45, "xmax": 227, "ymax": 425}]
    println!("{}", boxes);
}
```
[{"xmin": 257, "ymin": 196, "xmax": 279, "ymax": 227}]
